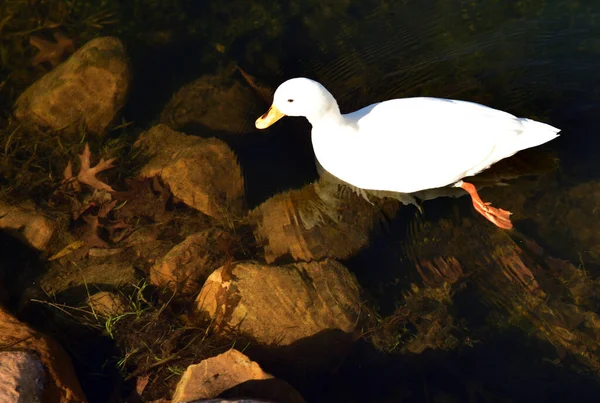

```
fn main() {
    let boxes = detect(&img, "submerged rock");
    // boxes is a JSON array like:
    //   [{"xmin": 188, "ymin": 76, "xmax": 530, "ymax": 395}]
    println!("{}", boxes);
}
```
[
  {"xmin": 399, "ymin": 215, "xmax": 600, "ymax": 372},
  {"xmin": 14, "ymin": 36, "xmax": 130, "ymax": 136},
  {"xmin": 249, "ymin": 156, "xmax": 532, "ymax": 265},
  {"xmin": 194, "ymin": 259, "xmax": 361, "ymax": 345},
  {"xmin": 527, "ymin": 181, "xmax": 600, "ymax": 266},
  {"xmin": 249, "ymin": 180, "xmax": 398, "ymax": 263},
  {"xmin": 0, "ymin": 200, "xmax": 56, "ymax": 251},
  {"xmin": 0, "ymin": 305, "xmax": 86, "ymax": 402},
  {"xmin": 135, "ymin": 124, "xmax": 245, "ymax": 221},
  {"xmin": 160, "ymin": 68, "xmax": 265, "ymax": 134}
]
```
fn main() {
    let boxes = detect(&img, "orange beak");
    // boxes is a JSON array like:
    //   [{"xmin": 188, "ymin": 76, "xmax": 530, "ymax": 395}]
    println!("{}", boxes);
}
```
[{"xmin": 255, "ymin": 105, "xmax": 286, "ymax": 129}]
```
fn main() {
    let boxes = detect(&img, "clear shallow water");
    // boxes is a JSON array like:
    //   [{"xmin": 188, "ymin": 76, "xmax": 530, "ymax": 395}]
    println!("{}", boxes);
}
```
[
  {"xmin": 117, "ymin": 1, "xmax": 600, "ymax": 400},
  {"xmin": 216, "ymin": 1, "xmax": 600, "ymax": 401},
  {"xmin": 128, "ymin": 0, "xmax": 600, "ymax": 199}
]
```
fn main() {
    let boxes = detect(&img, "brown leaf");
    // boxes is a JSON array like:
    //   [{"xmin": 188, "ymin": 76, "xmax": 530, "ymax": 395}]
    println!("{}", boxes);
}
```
[
  {"xmin": 63, "ymin": 160, "xmax": 73, "ymax": 180},
  {"xmin": 77, "ymin": 143, "xmax": 116, "ymax": 192},
  {"xmin": 98, "ymin": 199, "xmax": 117, "ymax": 218},
  {"xmin": 80, "ymin": 215, "xmax": 108, "ymax": 249},
  {"xmin": 30, "ymin": 31, "xmax": 75, "ymax": 67}
]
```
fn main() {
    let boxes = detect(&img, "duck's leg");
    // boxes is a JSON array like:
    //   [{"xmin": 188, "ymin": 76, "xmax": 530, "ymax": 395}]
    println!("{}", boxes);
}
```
[{"xmin": 454, "ymin": 180, "xmax": 513, "ymax": 229}]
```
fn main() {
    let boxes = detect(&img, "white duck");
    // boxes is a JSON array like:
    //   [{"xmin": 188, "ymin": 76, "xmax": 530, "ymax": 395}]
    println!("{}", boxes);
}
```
[{"xmin": 255, "ymin": 78, "xmax": 560, "ymax": 229}]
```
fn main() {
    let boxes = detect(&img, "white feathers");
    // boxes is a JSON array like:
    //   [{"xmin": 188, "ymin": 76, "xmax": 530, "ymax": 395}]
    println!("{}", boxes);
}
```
[{"xmin": 270, "ymin": 78, "xmax": 560, "ymax": 193}]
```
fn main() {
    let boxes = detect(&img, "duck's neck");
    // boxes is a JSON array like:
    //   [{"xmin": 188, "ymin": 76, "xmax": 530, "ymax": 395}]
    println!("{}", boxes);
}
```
[{"xmin": 305, "ymin": 97, "xmax": 349, "ymax": 129}]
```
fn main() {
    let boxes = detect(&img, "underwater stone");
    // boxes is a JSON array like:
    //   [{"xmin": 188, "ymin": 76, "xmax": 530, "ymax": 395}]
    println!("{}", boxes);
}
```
[
  {"xmin": 531, "ymin": 181, "xmax": 600, "ymax": 266},
  {"xmin": 194, "ymin": 259, "xmax": 361, "ymax": 346},
  {"xmin": 160, "ymin": 69, "xmax": 265, "ymax": 134},
  {"xmin": 249, "ymin": 179, "xmax": 398, "ymax": 263}
]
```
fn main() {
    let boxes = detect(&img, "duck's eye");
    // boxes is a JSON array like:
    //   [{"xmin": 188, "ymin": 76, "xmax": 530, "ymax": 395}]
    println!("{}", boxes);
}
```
[{"xmin": 287, "ymin": 99, "xmax": 294, "ymax": 103}]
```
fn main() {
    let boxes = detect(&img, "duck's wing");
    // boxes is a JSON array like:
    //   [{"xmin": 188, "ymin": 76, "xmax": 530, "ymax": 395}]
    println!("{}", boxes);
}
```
[{"xmin": 341, "ymin": 97, "xmax": 525, "ymax": 192}]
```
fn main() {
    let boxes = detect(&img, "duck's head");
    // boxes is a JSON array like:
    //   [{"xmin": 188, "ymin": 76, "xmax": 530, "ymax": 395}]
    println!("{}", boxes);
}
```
[{"xmin": 255, "ymin": 78, "xmax": 339, "ymax": 129}]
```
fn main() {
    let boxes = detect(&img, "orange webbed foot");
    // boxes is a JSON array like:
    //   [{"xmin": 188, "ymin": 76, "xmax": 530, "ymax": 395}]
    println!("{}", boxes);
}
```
[{"xmin": 459, "ymin": 181, "xmax": 513, "ymax": 230}]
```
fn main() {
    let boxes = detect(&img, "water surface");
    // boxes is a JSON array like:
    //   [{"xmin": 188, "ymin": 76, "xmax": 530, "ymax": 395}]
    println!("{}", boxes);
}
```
[{"xmin": 182, "ymin": 1, "xmax": 600, "ymax": 400}]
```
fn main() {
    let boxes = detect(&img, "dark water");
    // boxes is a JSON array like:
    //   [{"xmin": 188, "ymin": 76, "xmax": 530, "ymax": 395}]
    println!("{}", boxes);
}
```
[
  {"xmin": 116, "ymin": 0, "xmax": 600, "ymax": 401},
  {"xmin": 128, "ymin": 0, "xmax": 600, "ymax": 194},
  {"xmin": 2, "ymin": 0, "xmax": 598, "ymax": 402}
]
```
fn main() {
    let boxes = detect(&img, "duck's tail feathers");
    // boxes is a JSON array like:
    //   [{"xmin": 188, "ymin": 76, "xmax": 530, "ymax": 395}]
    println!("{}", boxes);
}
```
[{"xmin": 517, "ymin": 118, "xmax": 561, "ymax": 152}]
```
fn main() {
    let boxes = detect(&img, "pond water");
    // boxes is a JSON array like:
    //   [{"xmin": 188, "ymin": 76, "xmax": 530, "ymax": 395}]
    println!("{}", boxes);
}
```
[
  {"xmin": 3, "ymin": 0, "xmax": 600, "ymax": 401},
  {"xmin": 125, "ymin": 0, "xmax": 600, "ymax": 401},
  {"xmin": 128, "ymin": 0, "xmax": 600, "ymax": 201},
  {"xmin": 118, "ymin": 0, "xmax": 600, "ymax": 401}
]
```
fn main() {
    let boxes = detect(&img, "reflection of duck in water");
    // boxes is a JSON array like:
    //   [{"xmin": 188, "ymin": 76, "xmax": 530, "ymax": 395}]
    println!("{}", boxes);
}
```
[{"xmin": 256, "ymin": 78, "xmax": 560, "ymax": 229}]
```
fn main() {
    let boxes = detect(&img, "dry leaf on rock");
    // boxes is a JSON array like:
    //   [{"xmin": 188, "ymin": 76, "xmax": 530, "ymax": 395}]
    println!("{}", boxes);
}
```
[{"xmin": 30, "ymin": 32, "xmax": 75, "ymax": 67}]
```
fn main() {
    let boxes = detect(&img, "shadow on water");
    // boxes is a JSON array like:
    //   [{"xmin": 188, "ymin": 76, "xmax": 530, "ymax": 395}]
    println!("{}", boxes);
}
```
[{"xmin": 320, "ymin": 331, "xmax": 600, "ymax": 403}]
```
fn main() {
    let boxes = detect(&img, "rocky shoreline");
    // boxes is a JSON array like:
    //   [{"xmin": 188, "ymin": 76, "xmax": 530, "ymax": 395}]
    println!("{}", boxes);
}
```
[{"xmin": 1, "ymin": 35, "xmax": 600, "ymax": 402}]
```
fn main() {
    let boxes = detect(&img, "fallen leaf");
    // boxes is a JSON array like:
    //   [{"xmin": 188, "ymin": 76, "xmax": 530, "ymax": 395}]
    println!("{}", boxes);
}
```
[{"xmin": 49, "ymin": 240, "xmax": 86, "ymax": 261}]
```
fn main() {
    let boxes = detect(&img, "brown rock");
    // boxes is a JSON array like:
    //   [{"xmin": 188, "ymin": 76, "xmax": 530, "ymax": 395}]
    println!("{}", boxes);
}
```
[
  {"xmin": 0, "ymin": 200, "xmax": 56, "ymax": 251},
  {"xmin": 160, "ymin": 68, "xmax": 264, "ymax": 134},
  {"xmin": 415, "ymin": 256, "xmax": 465, "ymax": 288},
  {"xmin": 128, "ymin": 238, "xmax": 175, "ymax": 267},
  {"xmin": 14, "ymin": 37, "xmax": 130, "ymax": 136},
  {"xmin": 137, "ymin": 243, "xmax": 175, "ymax": 268},
  {"xmin": 40, "ymin": 260, "xmax": 136, "ymax": 299},
  {"xmin": 249, "ymin": 180, "xmax": 398, "ymax": 263},
  {"xmin": 135, "ymin": 124, "xmax": 245, "ymax": 220},
  {"xmin": 0, "ymin": 305, "xmax": 86, "ymax": 402},
  {"xmin": 194, "ymin": 259, "xmax": 361, "ymax": 345},
  {"xmin": 172, "ymin": 349, "xmax": 272, "ymax": 402},
  {"xmin": 149, "ymin": 229, "xmax": 235, "ymax": 297},
  {"xmin": 86, "ymin": 291, "xmax": 128, "ymax": 318},
  {"xmin": 0, "ymin": 351, "xmax": 45, "ymax": 402}
]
